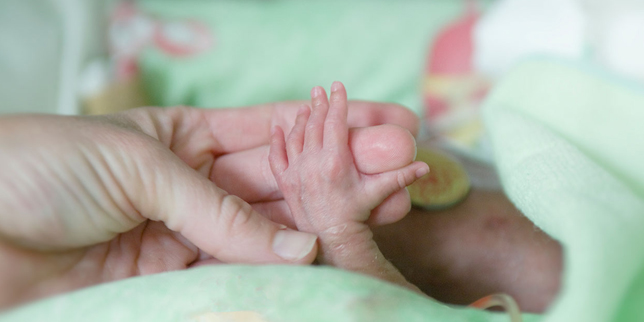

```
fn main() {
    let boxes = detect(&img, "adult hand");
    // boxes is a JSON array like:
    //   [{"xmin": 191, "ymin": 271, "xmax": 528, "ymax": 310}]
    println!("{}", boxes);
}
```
[{"xmin": 0, "ymin": 100, "xmax": 419, "ymax": 308}]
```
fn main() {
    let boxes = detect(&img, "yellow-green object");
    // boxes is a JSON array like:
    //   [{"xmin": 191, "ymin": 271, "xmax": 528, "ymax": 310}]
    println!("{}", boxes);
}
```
[{"xmin": 408, "ymin": 147, "xmax": 471, "ymax": 209}]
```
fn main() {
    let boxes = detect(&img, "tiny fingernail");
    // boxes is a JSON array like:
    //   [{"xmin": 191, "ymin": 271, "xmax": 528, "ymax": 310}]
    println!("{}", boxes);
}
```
[
  {"xmin": 273, "ymin": 229, "xmax": 318, "ymax": 261},
  {"xmin": 311, "ymin": 86, "xmax": 322, "ymax": 98},
  {"xmin": 298, "ymin": 105, "xmax": 308, "ymax": 115},
  {"xmin": 416, "ymin": 165, "xmax": 429, "ymax": 178},
  {"xmin": 331, "ymin": 81, "xmax": 341, "ymax": 92},
  {"xmin": 270, "ymin": 126, "xmax": 277, "ymax": 135}
]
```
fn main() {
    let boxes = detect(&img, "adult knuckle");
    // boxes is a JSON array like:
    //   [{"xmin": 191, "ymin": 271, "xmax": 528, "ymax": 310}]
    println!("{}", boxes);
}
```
[{"xmin": 218, "ymin": 194, "xmax": 254, "ymax": 232}]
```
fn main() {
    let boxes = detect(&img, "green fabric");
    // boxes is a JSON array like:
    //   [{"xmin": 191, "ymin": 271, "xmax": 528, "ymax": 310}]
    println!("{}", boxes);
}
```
[
  {"xmin": 0, "ymin": 265, "xmax": 539, "ymax": 322},
  {"xmin": 138, "ymin": 0, "xmax": 490, "ymax": 115},
  {"xmin": 483, "ymin": 58, "xmax": 644, "ymax": 322},
  {"xmin": 11, "ymin": 3, "xmax": 644, "ymax": 322}
]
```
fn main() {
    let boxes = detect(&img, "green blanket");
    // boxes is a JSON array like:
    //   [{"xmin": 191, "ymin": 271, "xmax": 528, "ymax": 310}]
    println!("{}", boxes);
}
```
[
  {"xmin": 1, "ymin": 265, "xmax": 535, "ymax": 322},
  {"xmin": 9, "ymin": 58, "xmax": 644, "ymax": 322},
  {"xmin": 138, "ymin": 0, "xmax": 489, "ymax": 116},
  {"xmin": 483, "ymin": 58, "xmax": 644, "ymax": 322},
  {"xmin": 5, "ymin": 1, "xmax": 644, "ymax": 321}
]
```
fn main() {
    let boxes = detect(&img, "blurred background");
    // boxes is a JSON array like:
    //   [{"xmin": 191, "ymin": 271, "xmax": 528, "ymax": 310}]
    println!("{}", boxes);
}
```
[{"xmin": 1, "ymin": 0, "xmax": 643, "ymax": 161}]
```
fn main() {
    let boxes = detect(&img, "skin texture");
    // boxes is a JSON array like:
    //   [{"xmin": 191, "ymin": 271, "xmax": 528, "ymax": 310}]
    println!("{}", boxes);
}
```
[
  {"xmin": 0, "ymin": 99, "xmax": 419, "ymax": 309},
  {"xmin": 269, "ymin": 82, "xmax": 429, "ymax": 291},
  {"xmin": 373, "ymin": 189, "xmax": 563, "ymax": 313},
  {"xmin": 0, "ymin": 89, "xmax": 563, "ymax": 313}
]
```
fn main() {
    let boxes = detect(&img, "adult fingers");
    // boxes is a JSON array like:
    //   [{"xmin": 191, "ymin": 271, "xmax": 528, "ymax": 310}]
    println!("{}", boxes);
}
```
[
  {"xmin": 198, "ymin": 100, "xmax": 418, "ymax": 155},
  {"xmin": 349, "ymin": 124, "xmax": 417, "ymax": 174},
  {"xmin": 211, "ymin": 124, "xmax": 417, "ymax": 202},
  {"xmin": 251, "ymin": 200, "xmax": 296, "ymax": 230},
  {"xmin": 125, "ymin": 143, "xmax": 318, "ymax": 265},
  {"xmin": 366, "ymin": 188, "xmax": 412, "ymax": 226}
]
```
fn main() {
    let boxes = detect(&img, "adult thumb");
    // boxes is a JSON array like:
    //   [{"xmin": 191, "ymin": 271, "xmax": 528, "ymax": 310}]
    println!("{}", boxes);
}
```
[{"xmin": 128, "ymin": 145, "xmax": 318, "ymax": 265}]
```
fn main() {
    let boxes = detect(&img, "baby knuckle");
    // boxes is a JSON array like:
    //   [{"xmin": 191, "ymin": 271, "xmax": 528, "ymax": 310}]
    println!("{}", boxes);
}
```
[
  {"xmin": 324, "ymin": 120, "xmax": 342, "ymax": 131},
  {"xmin": 282, "ymin": 180, "xmax": 299, "ymax": 193},
  {"xmin": 325, "ymin": 157, "xmax": 344, "ymax": 176},
  {"xmin": 396, "ymin": 171, "xmax": 407, "ymax": 190},
  {"xmin": 277, "ymin": 175, "xmax": 300, "ymax": 193},
  {"xmin": 305, "ymin": 121, "xmax": 318, "ymax": 130}
]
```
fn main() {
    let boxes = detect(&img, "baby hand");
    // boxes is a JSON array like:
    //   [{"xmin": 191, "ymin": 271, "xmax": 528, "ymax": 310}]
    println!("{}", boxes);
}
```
[{"xmin": 269, "ymin": 82, "xmax": 428, "ymax": 287}]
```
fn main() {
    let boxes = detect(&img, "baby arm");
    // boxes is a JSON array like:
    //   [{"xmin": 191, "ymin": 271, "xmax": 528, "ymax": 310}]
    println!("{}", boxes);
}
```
[{"xmin": 268, "ymin": 82, "xmax": 429, "ymax": 291}]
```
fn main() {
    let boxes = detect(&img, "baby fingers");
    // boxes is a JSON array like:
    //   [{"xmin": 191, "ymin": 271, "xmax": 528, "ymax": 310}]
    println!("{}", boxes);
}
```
[
  {"xmin": 304, "ymin": 86, "xmax": 329, "ymax": 149},
  {"xmin": 286, "ymin": 105, "xmax": 311, "ymax": 159},
  {"xmin": 269, "ymin": 126, "xmax": 288, "ymax": 175},
  {"xmin": 324, "ymin": 81, "xmax": 349, "ymax": 148}
]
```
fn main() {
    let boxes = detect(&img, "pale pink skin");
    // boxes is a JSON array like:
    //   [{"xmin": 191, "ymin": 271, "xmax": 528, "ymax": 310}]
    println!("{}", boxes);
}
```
[
  {"xmin": 269, "ymin": 82, "xmax": 428, "ymax": 291},
  {"xmin": 0, "ymin": 100, "xmax": 419, "ymax": 308}
]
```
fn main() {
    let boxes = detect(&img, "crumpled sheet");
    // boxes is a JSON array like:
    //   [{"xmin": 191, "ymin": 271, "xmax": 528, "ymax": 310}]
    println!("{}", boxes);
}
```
[
  {"xmin": 483, "ymin": 58, "xmax": 644, "ymax": 322},
  {"xmin": 0, "ymin": 265, "xmax": 539, "ymax": 322}
]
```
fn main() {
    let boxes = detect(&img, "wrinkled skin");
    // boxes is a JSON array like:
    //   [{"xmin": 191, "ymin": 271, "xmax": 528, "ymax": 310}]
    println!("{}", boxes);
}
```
[
  {"xmin": 0, "ymin": 94, "xmax": 562, "ymax": 313},
  {"xmin": 269, "ymin": 82, "xmax": 428, "ymax": 291},
  {"xmin": 0, "ymin": 100, "xmax": 419, "ymax": 309}
]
